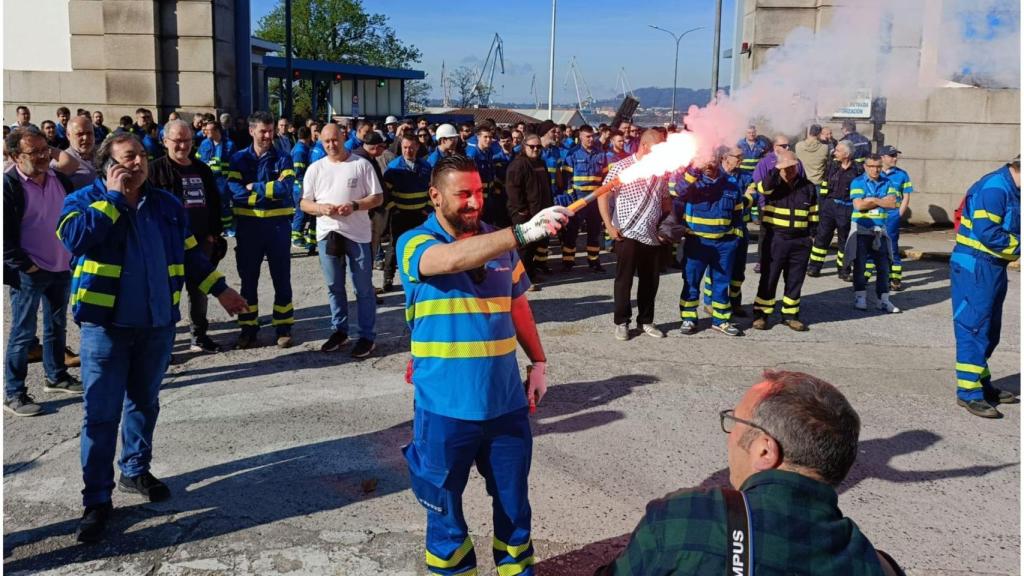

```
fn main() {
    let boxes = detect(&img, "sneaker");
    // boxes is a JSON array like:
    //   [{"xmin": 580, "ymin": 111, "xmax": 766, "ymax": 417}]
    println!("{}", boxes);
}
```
[
  {"xmin": 76, "ymin": 503, "xmax": 112, "ymax": 544},
  {"xmin": 838, "ymin": 271, "xmax": 853, "ymax": 283},
  {"xmin": 321, "ymin": 331, "xmax": 349, "ymax": 352},
  {"xmin": 712, "ymin": 322, "xmax": 741, "ymax": 337},
  {"xmin": 4, "ymin": 393, "xmax": 42, "ymax": 417},
  {"xmin": 189, "ymin": 334, "xmax": 222, "ymax": 353},
  {"xmin": 118, "ymin": 471, "xmax": 171, "ymax": 502},
  {"xmin": 225, "ymin": 228, "xmax": 236, "ymax": 238},
  {"xmin": 751, "ymin": 317, "xmax": 769, "ymax": 330},
  {"xmin": 236, "ymin": 331, "xmax": 259, "ymax": 350},
  {"xmin": 351, "ymin": 338, "xmax": 376, "ymax": 358},
  {"xmin": 806, "ymin": 268, "xmax": 821, "ymax": 278},
  {"xmin": 614, "ymin": 324, "xmax": 630, "ymax": 341},
  {"xmin": 985, "ymin": 388, "xmax": 1019, "ymax": 405},
  {"xmin": 641, "ymin": 324, "xmax": 665, "ymax": 338},
  {"xmin": 890, "ymin": 280, "xmax": 904, "ymax": 292},
  {"xmin": 877, "ymin": 300, "xmax": 901, "ymax": 314},
  {"xmin": 753, "ymin": 263, "xmax": 761, "ymax": 274},
  {"xmin": 292, "ymin": 238, "xmax": 307, "ymax": 249},
  {"xmin": 527, "ymin": 284, "xmax": 541, "ymax": 292},
  {"xmin": 276, "ymin": 335, "xmax": 294, "ymax": 349},
  {"xmin": 854, "ymin": 295, "xmax": 867, "ymax": 310},
  {"xmin": 64, "ymin": 347, "xmax": 81, "ymax": 368},
  {"xmin": 783, "ymin": 318, "xmax": 808, "ymax": 332},
  {"xmin": 373, "ymin": 260, "xmax": 384, "ymax": 271},
  {"xmin": 590, "ymin": 262, "xmax": 605, "ymax": 273},
  {"xmin": 43, "ymin": 374, "xmax": 84, "ymax": 395},
  {"xmin": 678, "ymin": 320, "xmax": 696, "ymax": 335},
  {"xmin": 957, "ymin": 398, "xmax": 1001, "ymax": 419}
]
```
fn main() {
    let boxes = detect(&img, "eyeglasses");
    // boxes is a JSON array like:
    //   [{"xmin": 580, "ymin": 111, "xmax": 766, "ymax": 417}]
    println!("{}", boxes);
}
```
[
  {"xmin": 719, "ymin": 409, "xmax": 773, "ymax": 437},
  {"xmin": 20, "ymin": 149, "xmax": 50, "ymax": 159},
  {"xmin": 775, "ymin": 143, "xmax": 790, "ymax": 149},
  {"xmin": 524, "ymin": 144, "xmax": 541, "ymax": 150},
  {"xmin": 164, "ymin": 138, "xmax": 192, "ymax": 147}
]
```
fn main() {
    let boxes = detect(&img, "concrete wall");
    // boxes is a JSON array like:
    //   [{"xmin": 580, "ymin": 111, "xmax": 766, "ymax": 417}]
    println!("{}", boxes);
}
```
[
  {"xmin": 3, "ymin": 0, "xmax": 237, "ymax": 125},
  {"xmin": 735, "ymin": 0, "xmax": 1022, "ymax": 226}
]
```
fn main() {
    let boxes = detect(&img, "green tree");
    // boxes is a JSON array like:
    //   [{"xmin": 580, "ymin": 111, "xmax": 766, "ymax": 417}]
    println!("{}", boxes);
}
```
[{"xmin": 255, "ymin": 0, "xmax": 422, "ymax": 118}]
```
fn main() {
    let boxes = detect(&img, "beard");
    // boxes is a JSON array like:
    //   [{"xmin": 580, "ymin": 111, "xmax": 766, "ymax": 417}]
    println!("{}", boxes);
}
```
[{"xmin": 439, "ymin": 196, "xmax": 480, "ymax": 234}]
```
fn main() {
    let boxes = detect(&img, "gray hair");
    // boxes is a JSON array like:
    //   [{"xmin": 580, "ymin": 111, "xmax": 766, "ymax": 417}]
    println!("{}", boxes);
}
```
[
  {"xmin": 745, "ymin": 370, "xmax": 861, "ymax": 487},
  {"xmin": 835, "ymin": 140, "xmax": 854, "ymax": 156},
  {"xmin": 163, "ymin": 119, "xmax": 192, "ymax": 138}
]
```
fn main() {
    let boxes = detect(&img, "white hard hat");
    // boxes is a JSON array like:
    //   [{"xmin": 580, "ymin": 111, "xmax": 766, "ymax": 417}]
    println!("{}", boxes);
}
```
[
  {"xmin": 435, "ymin": 123, "xmax": 458, "ymax": 139},
  {"xmin": 384, "ymin": 115, "xmax": 399, "ymax": 125}
]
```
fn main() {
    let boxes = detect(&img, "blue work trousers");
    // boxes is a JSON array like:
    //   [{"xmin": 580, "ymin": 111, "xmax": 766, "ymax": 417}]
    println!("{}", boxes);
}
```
[
  {"xmin": 5, "ymin": 270, "xmax": 71, "ymax": 398},
  {"xmin": 951, "ymin": 252, "xmax": 1008, "ymax": 402},
  {"xmin": 560, "ymin": 201, "xmax": 603, "ymax": 266},
  {"xmin": 235, "ymin": 217, "xmax": 293, "ymax": 335},
  {"xmin": 79, "ymin": 323, "xmax": 174, "ymax": 507},
  {"xmin": 681, "ymin": 236, "xmax": 737, "ymax": 325},
  {"xmin": 317, "ymin": 236, "xmax": 376, "ymax": 341},
  {"xmin": 291, "ymin": 187, "xmax": 316, "ymax": 246},
  {"xmin": 704, "ymin": 227, "xmax": 748, "ymax": 307},
  {"xmin": 404, "ymin": 406, "xmax": 534, "ymax": 576}
]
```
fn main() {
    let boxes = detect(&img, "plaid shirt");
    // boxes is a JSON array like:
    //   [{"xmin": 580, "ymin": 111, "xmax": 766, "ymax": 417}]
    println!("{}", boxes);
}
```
[
  {"xmin": 605, "ymin": 154, "xmax": 669, "ymax": 246},
  {"xmin": 603, "ymin": 470, "xmax": 885, "ymax": 576}
]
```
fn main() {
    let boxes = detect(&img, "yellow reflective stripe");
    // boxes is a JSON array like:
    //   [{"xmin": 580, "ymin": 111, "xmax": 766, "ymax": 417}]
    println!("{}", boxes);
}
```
[
  {"xmin": 56, "ymin": 211, "xmax": 80, "ymax": 239},
  {"xmin": 680, "ymin": 299, "xmax": 699, "ymax": 307},
  {"xmin": 425, "ymin": 537, "xmax": 474, "ymax": 569},
  {"xmin": 238, "ymin": 319, "xmax": 259, "ymax": 326},
  {"xmin": 392, "ymin": 190, "xmax": 429, "ymax": 199},
  {"xmin": 712, "ymin": 309, "xmax": 731, "ymax": 319},
  {"xmin": 271, "ymin": 317, "xmax": 295, "ymax": 325},
  {"xmin": 411, "ymin": 337, "xmax": 517, "ymax": 359},
  {"xmin": 279, "ymin": 169, "xmax": 295, "ymax": 179},
  {"xmin": 496, "ymin": 557, "xmax": 536, "ymax": 576},
  {"xmin": 172, "ymin": 290, "xmax": 181, "ymax": 305},
  {"xmin": 74, "ymin": 288, "xmax": 115, "ymax": 307},
  {"xmin": 226, "ymin": 170, "xmax": 243, "ymax": 180},
  {"xmin": 683, "ymin": 172, "xmax": 698, "ymax": 184},
  {"xmin": 756, "ymin": 181, "xmax": 771, "ymax": 195},
  {"xmin": 248, "ymin": 192, "xmax": 258, "ymax": 206},
  {"xmin": 957, "ymin": 378, "xmax": 983, "ymax": 390},
  {"xmin": 395, "ymin": 201, "xmax": 430, "ymax": 211},
  {"xmin": 781, "ymin": 306, "xmax": 799, "ymax": 314},
  {"xmin": 684, "ymin": 215, "xmax": 732, "ymax": 226},
  {"xmin": 955, "ymin": 233, "xmax": 1019, "ymax": 261},
  {"xmin": 711, "ymin": 301, "xmax": 731, "ymax": 310},
  {"xmin": 691, "ymin": 230, "xmax": 734, "ymax": 239},
  {"xmin": 764, "ymin": 205, "xmax": 790, "ymax": 215},
  {"xmin": 850, "ymin": 188, "xmax": 865, "ymax": 197},
  {"xmin": 754, "ymin": 297, "xmax": 775, "ymax": 306},
  {"xmin": 233, "ymin": 207, "xmax": 297, "ymax": 218},
  {"xmin": 680, "ymin": 310, "xmax": 698, "ymax": 319},
  {"xmin": 955, "ymin": 362, "xmax": 985, "ymax": 374},
  {"xmin": 402, "ymin": 234, "xmax": 436, "ymax": 280},
  {"xmin": 273, "ymin": 303, "xmax": 294, "ymax": 314},
  {"xmin": 89, "ymin": 200, "xmax": 120, "ymax": 223},
  {"xmin": 167, "ymin": 264, "xmax": 185, "ymax": 277},
  {"xmin": 407, "ymin": 296, "xmax": 511, "ymax": 321},
  {"xmin": 512, "ymin": 260, "xmax": 526, "ymax": 284},
  {"xmin": 782, "ymin": 296, "xmax": 799, "ymax": 305},
  {"xmin": 198, "ymin": 270, "xmax": 224, "ymax": 294},
  {"xmin": 960, "ymin": 217, "xmax": 973, "ymax": 229},
  {"xmin": 265, "ymin": 181, "xmax": 275, "ymax": 200},
  {"xmin": 493, "ymin": 537, "xmax": 532, "ymax": 559},
  {"xmin": 763, "ymin": 216, "xmax": 808, "ymax": 228},
  {"xmin": 78, "ymin": 260, "xmax": 122, "ymax": 278}
]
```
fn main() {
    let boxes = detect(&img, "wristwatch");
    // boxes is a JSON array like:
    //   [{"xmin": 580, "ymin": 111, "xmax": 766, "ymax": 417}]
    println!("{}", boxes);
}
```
[{"xmin": 350, "ymin": 201, "xmax": 359, "ymax": 211}]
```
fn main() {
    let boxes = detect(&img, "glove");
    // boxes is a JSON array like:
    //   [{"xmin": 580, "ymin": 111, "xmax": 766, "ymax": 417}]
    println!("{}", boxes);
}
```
[
  {"xmin": 514, "ymin": 206, "xmax": 572, "ymax": 246},
  {"xmin": 525, "ymin": 362, "xmax": 547, "ymax": 412},
  {"xmin": 553, "ymin": 193, "xmax": 573, "ymax": 207}
]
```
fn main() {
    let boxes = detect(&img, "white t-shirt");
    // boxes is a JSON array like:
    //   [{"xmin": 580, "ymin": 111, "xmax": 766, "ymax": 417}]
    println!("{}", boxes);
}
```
[{"xmin": 302, "ymin": 154, "xmax": 383, "ymax": 243}]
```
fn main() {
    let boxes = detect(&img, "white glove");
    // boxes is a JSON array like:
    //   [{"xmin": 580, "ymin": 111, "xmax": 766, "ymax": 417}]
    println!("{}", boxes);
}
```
[
  {"xmin": 526, "ymin": 362, "xmax": 547, "ymax": 411},
  {"xmin": 514, "ymin": 206, "xmax": 573, "ymax": 246}
]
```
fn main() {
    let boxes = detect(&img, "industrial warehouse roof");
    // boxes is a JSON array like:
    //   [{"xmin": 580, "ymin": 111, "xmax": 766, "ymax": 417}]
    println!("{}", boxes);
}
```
[
  {"xmin": 262, "ymin": 57, "xmax": 425, "ymax": 80},
  {"xmin": 423, "ymin": 107, "xmax": 587, "ymax": 126}
]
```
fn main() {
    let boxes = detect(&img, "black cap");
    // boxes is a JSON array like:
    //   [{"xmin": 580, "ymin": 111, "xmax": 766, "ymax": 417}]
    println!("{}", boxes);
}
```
[
  {"xmin": 878, "ymin": 145, "xmax": 901, "ymax": 156},
  {"xmin": 362, "ymin": 131, "xmax": 385, "ymax": 145}
]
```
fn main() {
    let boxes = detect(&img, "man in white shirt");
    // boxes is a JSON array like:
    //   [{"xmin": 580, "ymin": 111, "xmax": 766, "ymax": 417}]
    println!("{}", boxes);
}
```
[{"xmin": 300, "ymin": 123, "xmax": 383, "ymax": 358}]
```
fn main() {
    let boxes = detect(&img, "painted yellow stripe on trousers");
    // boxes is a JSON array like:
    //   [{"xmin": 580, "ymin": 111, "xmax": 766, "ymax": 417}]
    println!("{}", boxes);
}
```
[
  {"xmin": 425, "ymin": 537, "xmax": 474, "ymax": 569},
  {"xmin": 411, "ymin": 337, "xmax": 517, "ymax": 359}
]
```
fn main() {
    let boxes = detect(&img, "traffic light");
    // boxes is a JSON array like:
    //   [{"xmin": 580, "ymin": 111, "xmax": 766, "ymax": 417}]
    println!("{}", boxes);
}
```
[
  {"xmin": 335, "ymin": 73, "xmax": 343, "ymax": 82},
  {"xmin": 293, "ymin": 70, "xmax": 301, "ymax": 79},
  {"xmin": 377, "ymin": 79, "xmax": 386, "ymax": 88}
]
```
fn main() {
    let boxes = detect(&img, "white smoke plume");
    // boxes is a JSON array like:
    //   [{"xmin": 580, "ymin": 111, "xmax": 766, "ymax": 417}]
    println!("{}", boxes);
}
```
[{"xmin": 682, "ymin": 0, "xmax": 1020, "ymax": 160}]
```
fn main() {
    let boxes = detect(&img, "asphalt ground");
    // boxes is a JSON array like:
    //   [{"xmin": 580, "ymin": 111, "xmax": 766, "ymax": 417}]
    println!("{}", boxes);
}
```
[{"xmin": 3, "ymin": 228, "xmax": 1020, "ymax": 575}]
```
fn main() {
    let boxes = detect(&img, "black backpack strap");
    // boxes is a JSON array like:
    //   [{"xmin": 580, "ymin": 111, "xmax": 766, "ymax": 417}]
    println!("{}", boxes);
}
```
[{"xmin": 722, "ymin": 488, "xmax": 752, "ymax": 576}]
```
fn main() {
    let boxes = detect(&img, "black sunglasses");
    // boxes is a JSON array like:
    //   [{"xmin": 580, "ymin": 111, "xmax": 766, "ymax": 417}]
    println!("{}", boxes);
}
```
[{"xmin": 524, "ymin": 144, "xmax": 541, "ymax": 150}]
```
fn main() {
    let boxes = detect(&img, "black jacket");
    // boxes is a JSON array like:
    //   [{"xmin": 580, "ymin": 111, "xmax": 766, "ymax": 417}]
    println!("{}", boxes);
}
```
[
  {"xmin": 505, "ymin": 154, "xmax": 553, "ymax": 225},
  {"xmin": 3, "ymin": 170, "xmax": 75, "ymax": 288},
  {"xmin": 822, "ymin": 160, "xmax": 864, "ymax": 203},
  {"xmin": 147, "ymin": 156, "xmax": 222, "ymax": 240}
]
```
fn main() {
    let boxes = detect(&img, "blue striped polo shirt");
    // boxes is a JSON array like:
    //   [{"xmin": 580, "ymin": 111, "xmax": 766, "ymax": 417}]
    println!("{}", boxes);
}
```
[
  {"xmin": 397, "ymin": 214, "xmax": 531, "ymax": 421},
  {"xmin": 850, "ymin": 174, "xmax": 897, "ymax": 229}
]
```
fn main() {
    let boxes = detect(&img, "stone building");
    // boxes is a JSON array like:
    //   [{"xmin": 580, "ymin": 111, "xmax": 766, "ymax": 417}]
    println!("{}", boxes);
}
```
[{"xmin": 730, "ymin": 0, "xmax": 1020, "ymax": 225}]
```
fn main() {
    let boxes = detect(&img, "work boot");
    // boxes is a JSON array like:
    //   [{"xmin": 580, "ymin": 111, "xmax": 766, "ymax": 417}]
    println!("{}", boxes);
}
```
[
  {"xmin": 614, "ymin": 324, "xmax": 630, "ymax": 341},
  {"xmin": 64, "ymin": 347, "xmax": 81, "ymax": 367},
  {"xmin": 957, "ymin": 398, "xmax": 1001, "ymax": 419},
  {"xmin": 985, "ymin": 388, "xmax": 1019, "ymax": 405},
  {"xmin": 236, "ymin": 331, "xmax": 259, "ymax": 350},
  {"xmin": 890, "ymin": 279, "xmax": 904, "ymax": 292},
  {"xmin": 276, "ymin": 335, "xmax": 294, "ymax": 349},
  {"xmin": 806, "ymin": 268, "xmax": 821, "ymax": 278},
  {"xmin": 589, "ymin": 262, "xmax": 605, "ymax": 273},
  {"xmin": 43, "ymin": 374, "xmax": 84, "ymax": 395},
  {"xmin": 4, "ymin": 393, "xmax": 42, "ymax": 417},
  {"xmin": 731, "ymin": 304, "xmax": 748, "ymax": 318},
  {"xmin": 751, "ymin": 317, "xmax": 769, "ymax": 330},
  {"xmin": 783, "ymin": 318, "xmax": 808, "ymax": 332},
  {"xmin": 838, "ymin": 270, "xmax": 853, "ymax": 282},
  {"xmin": 118, "ymin": 471, "xmax": 171, "ymax": 502},
  {"xmin": 189, "ymin": 334, "xmax": 222, "ymax": 353},
  {"xmin": 76, "ymin": 503, "xmax": 112, "ymax": 544},
  {"xmin": 562, "ymin": 261, "xmax": 574, "ymax": 272},
  {"xmin": 536, "ymin": 263, "xmax": 553, "ymax": 275},
  {"xmin": 382, "ymin": 280, "xmax": 395, "ymax": 293}
]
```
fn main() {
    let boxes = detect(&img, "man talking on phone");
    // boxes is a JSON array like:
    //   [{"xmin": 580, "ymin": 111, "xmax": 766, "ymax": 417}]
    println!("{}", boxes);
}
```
[{"xmin": 57, "ymin": 133, "xmax": 248, "ymax": 544}]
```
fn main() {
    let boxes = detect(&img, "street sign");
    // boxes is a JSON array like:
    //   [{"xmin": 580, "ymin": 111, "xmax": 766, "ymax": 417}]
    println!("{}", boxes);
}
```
[{"xmin": 832, "ymin": 89, "xmax": 872, "ymax": 119}]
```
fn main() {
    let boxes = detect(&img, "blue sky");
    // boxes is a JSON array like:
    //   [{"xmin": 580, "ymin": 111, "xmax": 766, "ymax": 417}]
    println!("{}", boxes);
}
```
[{"xmin": 250, "ymin": 0, "xmax": 738, "ymax": 104}]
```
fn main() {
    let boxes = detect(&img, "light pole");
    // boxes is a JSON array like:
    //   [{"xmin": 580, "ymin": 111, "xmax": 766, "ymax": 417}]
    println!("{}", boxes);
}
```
[
  {"xmin": 547, "ymin": 0, "xmax": 557, "ymax": 120},
  {"xmin": 648, "ymin": 25, "xmax": 704, "ymax": 122}
]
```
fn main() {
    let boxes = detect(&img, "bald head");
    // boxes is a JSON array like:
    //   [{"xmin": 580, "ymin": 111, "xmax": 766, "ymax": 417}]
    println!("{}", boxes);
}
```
[
  {"xmin": 637, "ymin": 128, "xmax": 666, "ymax": 159},
  {"xmin": 67, "ymin": 115, "xmax": 95, "ymax": 155}
]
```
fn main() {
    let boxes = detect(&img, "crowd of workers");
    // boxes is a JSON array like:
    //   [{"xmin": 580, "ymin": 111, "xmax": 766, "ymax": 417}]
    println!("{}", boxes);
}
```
[{"xmin": 3, "ymin": 101, "xmax": 1018, "ymax": 571}]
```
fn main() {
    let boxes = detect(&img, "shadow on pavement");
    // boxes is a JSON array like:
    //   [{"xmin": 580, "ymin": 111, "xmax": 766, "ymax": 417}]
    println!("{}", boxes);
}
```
[{"xmin": 535, "ymin": 533, "xmax": 631, "ymax": 576}]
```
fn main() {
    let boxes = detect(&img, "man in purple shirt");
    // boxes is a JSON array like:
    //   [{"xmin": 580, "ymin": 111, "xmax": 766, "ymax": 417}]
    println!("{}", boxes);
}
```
[{"xmin": 3, "ymin": 128, "xmax": 82, "ymax": 416}]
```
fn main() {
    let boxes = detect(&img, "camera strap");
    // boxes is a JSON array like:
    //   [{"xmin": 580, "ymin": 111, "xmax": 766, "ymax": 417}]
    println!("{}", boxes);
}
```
[{"xmin": 723, "ymin": 488, "xmax": 752, "ymax": 576}]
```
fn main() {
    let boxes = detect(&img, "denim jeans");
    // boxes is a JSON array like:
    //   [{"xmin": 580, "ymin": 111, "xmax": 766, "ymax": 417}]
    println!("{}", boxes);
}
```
[
  {"xmin": 317, "ymin": 236, "xmax": 376, "ymax": 341},
  {"xmin": 79, "ymin": 323, "xmax": 174, "ymax": 507},
  {"xmin": 4, "ymin": 270, "xmax": 71, "ymax": 399}
]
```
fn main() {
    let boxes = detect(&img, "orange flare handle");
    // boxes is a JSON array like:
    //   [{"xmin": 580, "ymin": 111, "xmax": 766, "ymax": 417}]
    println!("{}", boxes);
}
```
[{"xmin": 566, "ymin": 177, "xmax": 622, "ymax": 212}]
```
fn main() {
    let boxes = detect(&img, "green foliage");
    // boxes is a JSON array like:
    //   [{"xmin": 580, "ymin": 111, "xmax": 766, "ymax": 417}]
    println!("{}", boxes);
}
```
[{"xmin": 255, "ymin": 0, "xmax": 424, "ymax": 118}]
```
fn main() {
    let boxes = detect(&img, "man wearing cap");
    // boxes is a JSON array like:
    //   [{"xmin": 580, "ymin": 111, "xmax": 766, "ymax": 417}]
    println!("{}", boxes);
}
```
[
  {"xmin": 878, "ymin": 145, "xmax": 913, "ymax": 291},
  {"xmin": 427, "ymin": 124, "xmax": 459, "ymax": 168},
  {"xmin": 950, "ymin": 155, "xmax": 1020, "ymax": 418}
]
